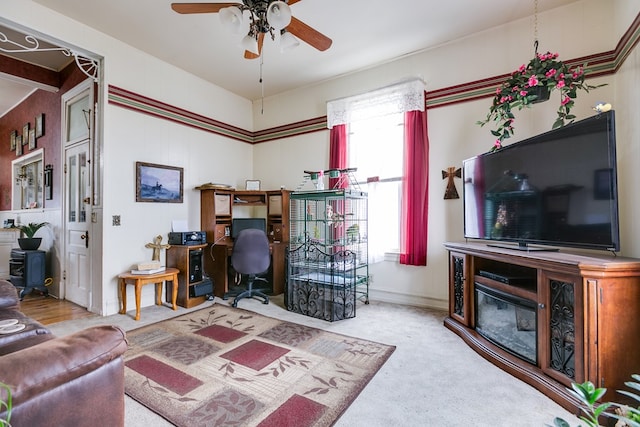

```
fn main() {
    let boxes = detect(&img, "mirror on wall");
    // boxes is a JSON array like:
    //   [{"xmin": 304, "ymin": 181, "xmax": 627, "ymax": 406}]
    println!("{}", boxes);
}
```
[{"xmin": 12, "ymin": 148, "xmax": 44, "ymax": 210}]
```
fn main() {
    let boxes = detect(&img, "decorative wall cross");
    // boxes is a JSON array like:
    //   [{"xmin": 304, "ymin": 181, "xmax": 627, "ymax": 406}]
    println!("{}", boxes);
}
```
[
  {"xmin": 145, "ymin": 235, "xmax": 170, "ymax": 261},
  {"xmin": 442, "ymin": 166, "xmax": 461, "ymax": 199}
]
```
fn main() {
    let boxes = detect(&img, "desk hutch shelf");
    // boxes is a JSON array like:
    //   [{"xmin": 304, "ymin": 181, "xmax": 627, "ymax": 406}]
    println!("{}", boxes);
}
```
[{"xmin": 198, "ymin": 187, "xmax": 290, "ymax": 297}]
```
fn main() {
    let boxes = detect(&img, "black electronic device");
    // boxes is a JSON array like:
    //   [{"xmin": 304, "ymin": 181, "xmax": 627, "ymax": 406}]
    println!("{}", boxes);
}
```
[
  {"xmin": 463, "ymin": 110, "xmax": 619, "ymax": 251},
  {"xmin": 190, "ymin": 278, "xmax": 214, "ymax": 298},
  {"xmin": 231, "ymin": 218, "xmax": 267, "ymax": 239},
  {"xmin": 477, "ymin": 270, "xmax": 531, "ymax": 286},
  {"xmin": 168, "ymin": 231, "xmax": 206, "ymax": 246},
  {"xmin": 189, "ymin": 249, "xmax": 203, "ymax": 283}
]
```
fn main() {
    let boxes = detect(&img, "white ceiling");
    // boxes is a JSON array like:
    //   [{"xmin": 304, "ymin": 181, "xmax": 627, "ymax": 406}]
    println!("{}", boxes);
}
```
[{"xmin": 2, "ymin": 0, "xmax": 579, "ymax": 114}]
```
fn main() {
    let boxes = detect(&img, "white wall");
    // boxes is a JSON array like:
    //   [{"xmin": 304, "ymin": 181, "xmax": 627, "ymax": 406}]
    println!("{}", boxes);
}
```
[
  {"xmin": 612, "ymin": 31, "xmax": 640, "ymax": 255},
  {"xmin": 250, "ymin": 0, "xmax": 635, "ymax": 309}
]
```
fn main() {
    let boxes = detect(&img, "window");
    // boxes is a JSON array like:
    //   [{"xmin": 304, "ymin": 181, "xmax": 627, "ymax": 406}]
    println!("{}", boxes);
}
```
[
  {"xmin": 349, "ymin": 113, "xmax": 404, "ymax": 262},
  {"xmin": 328, "ymin": 78, "xmax": 428, "ymax": 266}
]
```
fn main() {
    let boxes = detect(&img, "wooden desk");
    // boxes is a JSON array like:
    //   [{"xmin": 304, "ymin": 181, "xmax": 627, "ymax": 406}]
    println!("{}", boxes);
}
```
[
  {"xmin": 118, "ymin": 267, "xmax": 179, "ymax": 321},
  {"xmin": 204, "ymin": 241, "xmax": 286, "ymax": 298}
]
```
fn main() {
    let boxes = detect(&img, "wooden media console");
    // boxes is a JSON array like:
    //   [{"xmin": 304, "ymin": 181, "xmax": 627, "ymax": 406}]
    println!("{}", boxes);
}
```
[{"xmin": 444, "ymin": 241, "xmax": 640, "ymax": 413}]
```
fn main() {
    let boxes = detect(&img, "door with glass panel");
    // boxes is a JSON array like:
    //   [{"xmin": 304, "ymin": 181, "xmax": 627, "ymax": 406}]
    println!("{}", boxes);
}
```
[
  {"xmin": 63, "ymin": 82, "xmax": 93, "ymax": 308},
  {"xmin": 64, "ymin": 142, "xmax": 91, "ymax": 306}
]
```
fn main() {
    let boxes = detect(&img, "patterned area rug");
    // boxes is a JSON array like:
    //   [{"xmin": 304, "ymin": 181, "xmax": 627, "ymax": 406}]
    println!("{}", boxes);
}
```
[{"xmin": 124, "ymin": 304, "xmax": 395, "ymax": 427}]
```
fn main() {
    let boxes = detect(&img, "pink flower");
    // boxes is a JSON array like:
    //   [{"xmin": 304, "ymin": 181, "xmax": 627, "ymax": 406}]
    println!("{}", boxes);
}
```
[
  {"xmin": 561, "ymin": 96, "xmax": 571, "ymax": 106},
  {"xmin": 518, "ymin": 64, "xmax": 526, "ymax": 72},
  {"xmin": 494, "ymin": 140, "xmax": 502, "ymax": 149},
  {"xmin": 496, "ymin": 87, "xmax": 502, "ymax": 95},
  {"xmin": 520, "ymin": 90, "xmax": 528, "ymax": 97},
  {"xmin": 545, "ymin": 69, "xmax": 557, "ymax": 78},
  {"xmin": 528, "ymin": 76, "xmax": 539, "ymax": 87},
  {"xmin": 556, "ymin": 80, "xmax": 566, "ymax": 89}
]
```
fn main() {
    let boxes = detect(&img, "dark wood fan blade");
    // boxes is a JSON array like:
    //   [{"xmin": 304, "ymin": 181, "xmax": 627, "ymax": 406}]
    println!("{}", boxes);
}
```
[
  {"xmin": 287, "ymin": 17, "xmax": 332, "ymax": 51},
  {"xmin": 244, "ymin": 33, "xmax": 265, "ymax": 59},
  {"xmin": 287, "ymin": 0, "xmax": 303, "ymax": 5},
  {"xmin": 171, "ymin": 3, "xmax": 240, "ymax": 14}
]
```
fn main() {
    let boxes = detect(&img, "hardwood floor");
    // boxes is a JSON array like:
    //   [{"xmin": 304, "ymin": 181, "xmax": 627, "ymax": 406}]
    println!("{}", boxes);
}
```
[{"xmin": 19, "ymin": 294, "xmax": 97, "ymax": 325}]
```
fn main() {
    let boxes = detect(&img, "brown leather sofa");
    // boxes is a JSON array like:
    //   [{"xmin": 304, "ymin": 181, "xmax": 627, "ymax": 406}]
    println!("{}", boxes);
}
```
[{"xmin": 0, "ymin": 279, "xmax": 128, "ymax": 427}]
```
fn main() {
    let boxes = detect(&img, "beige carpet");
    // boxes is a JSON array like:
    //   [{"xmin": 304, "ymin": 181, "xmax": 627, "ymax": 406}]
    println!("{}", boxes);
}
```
[
  {"xmin": 123, "ymin": 304, "xmax": 395, "ymax": 426},
  {"xmin": 48, "ymin": 296, "xmax": 581, "ymax": 426}
]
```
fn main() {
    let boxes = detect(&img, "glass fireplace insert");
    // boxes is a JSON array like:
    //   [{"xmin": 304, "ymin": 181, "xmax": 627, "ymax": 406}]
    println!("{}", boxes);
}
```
[{"xmin": 474, "ymin": 283, "xmax": 537, "ymax": 364}]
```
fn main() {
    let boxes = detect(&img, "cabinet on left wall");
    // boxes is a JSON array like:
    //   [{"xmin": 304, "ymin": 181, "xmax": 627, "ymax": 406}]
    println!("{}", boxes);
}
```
[{"xmin": 0, "ymin": 229, "xmax": 20, "ymax": 280}]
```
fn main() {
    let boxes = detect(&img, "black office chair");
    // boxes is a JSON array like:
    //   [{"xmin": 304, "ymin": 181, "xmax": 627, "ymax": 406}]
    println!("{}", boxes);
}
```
[{"xmin": 229, "ymin": 228, "xmax": 271, "ymax": 307}]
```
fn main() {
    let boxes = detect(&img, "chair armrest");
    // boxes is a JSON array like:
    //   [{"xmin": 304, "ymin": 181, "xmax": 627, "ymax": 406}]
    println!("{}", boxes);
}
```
[
  {"xmin": 0, "ymin": 325, "xmax": 127, "ymax": 403},
  {"xmin": 0, "ymin": 279, "xmax": 19, "ymax": 310}
]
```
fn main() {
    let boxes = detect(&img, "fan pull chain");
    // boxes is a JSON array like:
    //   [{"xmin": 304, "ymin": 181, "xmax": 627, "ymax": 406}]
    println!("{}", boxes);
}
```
[{"xmin": 260, "ymin": 51, "xmax": 265, "ymax": 114}]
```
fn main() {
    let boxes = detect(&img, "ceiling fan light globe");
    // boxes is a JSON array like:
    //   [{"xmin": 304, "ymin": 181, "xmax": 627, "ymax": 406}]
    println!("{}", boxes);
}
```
[
  {"xmin": 241, "ymin": 34, "xmax": 259, "ymax": 54},
  {"xmin": 266, "ymin": 1, "xmax": 292, "ymax": 31},
  {"xmin": 219, "ymin": 6, "xmax": 245, "ymax": 34},
  {"xmin": 280, "ymin": 31, "xmax": 300, "ymax": 52}
]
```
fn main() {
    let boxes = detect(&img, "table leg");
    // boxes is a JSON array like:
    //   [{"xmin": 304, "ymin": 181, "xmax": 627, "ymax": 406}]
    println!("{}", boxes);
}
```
[
  {"xmin": 134, "ymin": 281, "xmax": 142, "ymax": 321},
  {"xmin": 119, "ymin": 279, "xmax": 127, "ymax": 315},
  {"xmin": 155, "ymin": 282, "xmax": 162, "ymax": 306},
  {"xmin": 170, "ymin": 273, "xmax": 178, "ymax": 310}
]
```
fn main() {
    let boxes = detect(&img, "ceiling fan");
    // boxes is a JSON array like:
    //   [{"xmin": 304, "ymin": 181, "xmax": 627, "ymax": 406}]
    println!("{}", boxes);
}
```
[{"xmin": 171, "ymin": 1, "xmax": 332, "ymax": 59}]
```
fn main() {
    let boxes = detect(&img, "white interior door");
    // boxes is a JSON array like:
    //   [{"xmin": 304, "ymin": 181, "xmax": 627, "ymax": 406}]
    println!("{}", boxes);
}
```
[
  {"xmin": 64, "ymin": 142, "xmax": 91, "ymax": 306},
  {"xmin": 62, "ymin": 81, "xmax": 93, "ymax": 307}
]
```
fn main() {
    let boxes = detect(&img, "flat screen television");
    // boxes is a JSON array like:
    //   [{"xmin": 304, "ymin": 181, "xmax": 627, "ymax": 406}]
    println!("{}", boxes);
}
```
[
  {"xmin": 231, "ymin": 217, "xmax": 267, "ymax": 239},
  {"xmin": 463, "ymin": 110, "xmax": 619, "ymax": 251}
]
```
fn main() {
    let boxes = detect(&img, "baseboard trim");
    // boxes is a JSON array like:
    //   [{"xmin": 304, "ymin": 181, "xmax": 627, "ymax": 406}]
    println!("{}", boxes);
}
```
[{"xmin": 368, "ymin": 289, "xmax": 448, "ymax": 311}]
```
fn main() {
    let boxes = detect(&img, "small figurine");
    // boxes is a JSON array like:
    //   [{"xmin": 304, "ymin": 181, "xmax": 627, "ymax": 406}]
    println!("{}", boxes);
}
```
[{"xmin": 592, "ymin": 102, "xmax": 612, "ymax": 113}]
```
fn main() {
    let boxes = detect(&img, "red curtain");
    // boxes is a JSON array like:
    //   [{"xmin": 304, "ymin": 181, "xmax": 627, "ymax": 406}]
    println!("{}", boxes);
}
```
[
  {"xmin": 329, "ymin": 124, "xmax": 347, "ymax": 189},
  {"xmin": 400, "ymin": 109, "xmax": 429, "ymax": 266}
]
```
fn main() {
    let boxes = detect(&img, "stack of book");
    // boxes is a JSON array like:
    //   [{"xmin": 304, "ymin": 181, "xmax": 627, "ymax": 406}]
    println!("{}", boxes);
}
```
[{"xmin": 130, "ymin": 260, "xmax": 165, "ymax": 275}]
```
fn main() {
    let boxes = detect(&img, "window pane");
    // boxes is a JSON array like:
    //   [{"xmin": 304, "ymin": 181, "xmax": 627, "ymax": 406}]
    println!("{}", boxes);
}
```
[
  {"xmin": 68, "ymin": 155, "xmax": 77, "ymax": 222},
  {"xmin": 348, "ymin": 112, "xmax": 404, "ymax": 259},
  {"xmin": 362, "ymin": 180, "xmax": 401, "ymax": 259},
  {"xmin": 67, "ymin": 94, "xmax": 90, "ymax": 142},
  {"xmin": 349, "ymin": 113, "xmax": 403, "ymax": 182}
]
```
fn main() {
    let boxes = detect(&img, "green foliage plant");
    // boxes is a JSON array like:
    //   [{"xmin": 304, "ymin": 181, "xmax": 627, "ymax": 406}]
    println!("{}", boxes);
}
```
[
  {"xmin": 551, "ymin": 374, "xmax": 640, "ymax": 427},
  {"xmin": 0, "ymin": 382, "xmax": 12, "ymax": 427},
  {"xmin": 477, "ymin": 51, "xmax": 604, "ymax": 152},
  {"xmin": 16, "ymin": 222, "xmax": 48, "ymax": 238}
]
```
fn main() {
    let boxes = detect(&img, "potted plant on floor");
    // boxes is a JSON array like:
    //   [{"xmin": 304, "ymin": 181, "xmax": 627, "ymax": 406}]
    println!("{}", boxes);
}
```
[
  {"xmin": 552, "ymin": 374, "xmax": 640, "ymax": 427},
  {"xmin": 0, "ymin": 382, "xmax": 12, "ymax": 427},
  {"xmin": 16, "ymin": 222, "xmax": 49, "ymax": 250}
]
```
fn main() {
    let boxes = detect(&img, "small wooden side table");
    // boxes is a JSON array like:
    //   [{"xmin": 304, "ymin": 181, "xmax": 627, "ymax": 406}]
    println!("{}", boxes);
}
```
[{"xmin": 118, "ymin": 267, "xmax": 179, "ymax": 321}]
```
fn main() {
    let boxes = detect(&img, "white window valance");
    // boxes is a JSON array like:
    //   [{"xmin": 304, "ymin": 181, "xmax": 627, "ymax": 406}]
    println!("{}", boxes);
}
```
[{"xmin": 326, "ymin": 78, "xmax": 425, "ymax": 129}]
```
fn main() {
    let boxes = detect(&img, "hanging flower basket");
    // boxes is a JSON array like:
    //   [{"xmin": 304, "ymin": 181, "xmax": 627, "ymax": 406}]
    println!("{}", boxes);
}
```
[
  {"xmin": 477, "ymin": 51, "xmax": 605, "ymax": 152},
  {"xmin": 529, "ymin": 85, "xmax": 550, "ymax": 104}
]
